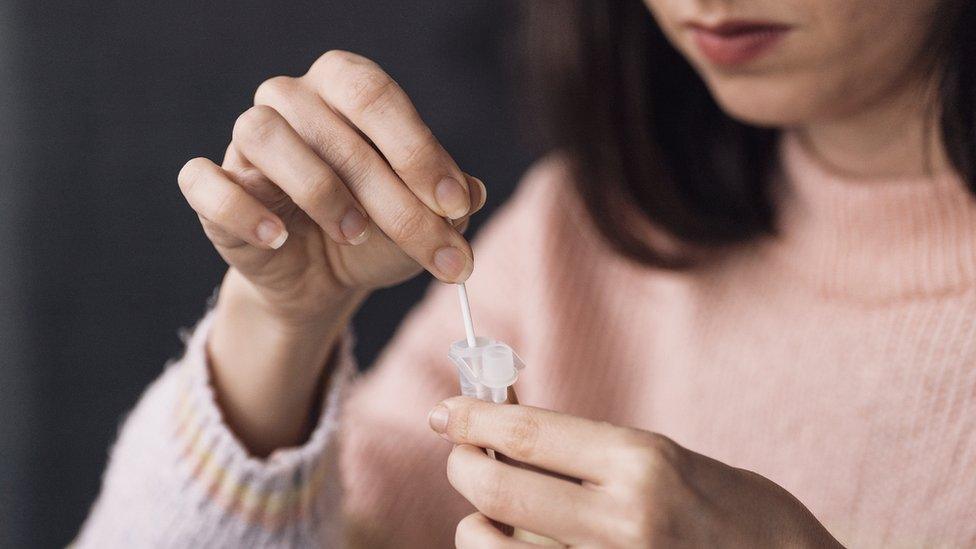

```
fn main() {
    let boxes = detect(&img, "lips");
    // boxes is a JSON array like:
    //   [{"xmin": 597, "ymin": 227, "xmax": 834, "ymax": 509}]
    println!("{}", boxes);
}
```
[{"xmin": 687, "ymin": 20, "xmax": 792, "ymax": 66}]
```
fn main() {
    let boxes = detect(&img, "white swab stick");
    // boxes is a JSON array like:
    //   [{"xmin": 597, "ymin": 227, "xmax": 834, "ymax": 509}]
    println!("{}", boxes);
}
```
[{"xmin": 456, "ymin": 282, "xmax": 478, "ymax": 347}]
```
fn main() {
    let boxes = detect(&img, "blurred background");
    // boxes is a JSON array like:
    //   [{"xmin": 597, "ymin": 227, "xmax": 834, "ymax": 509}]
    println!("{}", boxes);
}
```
[{"xmin": 0, "ymin": 1, "xmax": 536, "ymax": 546}]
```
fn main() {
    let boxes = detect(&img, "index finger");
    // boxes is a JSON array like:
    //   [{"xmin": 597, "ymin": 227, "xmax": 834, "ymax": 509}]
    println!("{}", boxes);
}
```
[
  {"xmin": 306, "ymin": 50, "xmax": 475, "ymax": 220},
  {"xmin": 430, "ymin": 397, "xmax": 628, "ymax": 484}
]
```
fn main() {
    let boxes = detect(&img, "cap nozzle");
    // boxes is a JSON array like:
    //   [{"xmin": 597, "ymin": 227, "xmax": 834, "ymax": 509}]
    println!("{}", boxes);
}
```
[
  {"xmin": 482, "ymin": 344, "xmax": 517, "ymax": 388},
  {"xmin": 448, "ymin": 337, "xmax": 525, "ymax": 403}
]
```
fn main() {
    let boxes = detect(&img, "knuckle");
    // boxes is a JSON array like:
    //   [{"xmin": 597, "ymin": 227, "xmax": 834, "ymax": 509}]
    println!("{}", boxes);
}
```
[
  {"xmin": 210, "ymin": 187, "xmax": 241, "ymax": 222},
  {"xmin": 453, "ymin": 524, "xmax": 470, "ymax": 547},
  {"xmin": 455, "ymin": 518, "xmax": 505, "ymax": 549},
  {"xmin": 325, "ymin": 140, "xmax": 373, "ymax": 183},
  {"xmin": 644, "ymin": 433, "xmax": 686, "ymax": 473},
  {"xmin": 613, "ymin": 507, "xmax": 658, "ymax": 546},
  {"xmin": 311, "ymin": 49, "xmax": 365, "ymax": 75},
  {"xmin": 451, "ymin": 403, "xmax": 473, "ymax": 441},
  {"xmin": 308, "ymin": 49, "xmax": 400, "ymax": 116},
  {"xmin": 199, "ymin": 218, "xmax": 240, "ymax": 249},
  {"xmin": 253, "ymin": 75, "xmax": 297, "ymax": 106},
  {"xmin": 501, "ymin": 409, "xmax": 542, "ymax": 460},
  {"xmin": 342, "ymin": 66, "xmax": 397, "ymax": 115},
  {"xmin": 457, "ymin": 513, "xmax": 480, "ymax": 530},
  {"xmin": 446, "ymin": 446, "xmax": 466, "ymax": 487},
  {"xmin": 295, "ymin": 169, "xmax": 342, "ymax": 208},
  {"xmin": 387, "ymin": 206, "xmax": 432, "ymax": 245},
  {"xmin": 308, "ymin": 49, "xmax": 380, "ymax": 88},
  {"xmin": 178, "ymin": 157, "xmax": 211, "ymax": 194},
  {"xmin": 392, "ymin": 129, "xmax": 438, "ymax": 173},
  {"xmin": 208, "ymin": 182, "xmax": 241, "ymax": 218},
  {"xmin": 474, "ymin": 466, "xmax": 513, "ymax": 518},
  {"xmin": 447, "ymin": 444, "xmax": 471, "ymax": 488},
  {"xmin": 611, "ymin": 430, "xmax": 680, "ymax": 484},
  {"xmin": 233, "ymin": 105, "xmax": 281, "ymax": 148},
  {"xmin": 605, "ymin": 489, "xmax": 677, "ymax": 546},
  {"xmin": 463, "ymin": 536, "xmax": 504, "ymax": 549},
  {"xmin": 453, "ymin": 514, "xmax": 479, "ymax": 548},
  {"xmin": 446, "ymin": 445, "xmax": 479, "ymax": 492},
  {"xmin": 306, "ymin": 122, "xmax": 350, "ymax": 163}
]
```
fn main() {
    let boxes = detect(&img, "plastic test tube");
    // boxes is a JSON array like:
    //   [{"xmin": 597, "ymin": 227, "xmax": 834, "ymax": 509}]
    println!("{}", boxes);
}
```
[
  {"xmin": 450, "ymin": 281, "xmax": 522, "ymax": 403},
  {"xmin": 450, "ymin": 282, "xmax": 558, "ymax": 546}
]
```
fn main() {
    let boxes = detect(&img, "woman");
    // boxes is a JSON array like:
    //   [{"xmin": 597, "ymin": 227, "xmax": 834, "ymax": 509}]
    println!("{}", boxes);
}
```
[{"xmin": 76, "ymin": 0, "xmax": 976, "ymax": 546}]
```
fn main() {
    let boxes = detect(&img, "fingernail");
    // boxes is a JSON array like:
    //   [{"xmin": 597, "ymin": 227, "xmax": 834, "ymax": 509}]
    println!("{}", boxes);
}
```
[
  {"xmin": 427, "ymin": 404, "xmax": 449, "ymax": 434},
  {"xmin": 256, "ymin": 219, "xmax": 288, "ymax": 249},
  {"xmin": 435, "ymin": 177, "xmax": 470, "ymax": 220},
  {"xmin": 471, "ymin": 177, "xmax": 487, "ymax": 211},
  {"xmin": 433, "ymin": 246, "xmax": 470, "ymax": 281},
  {"xmin": 340, "ymin": 208, "xmax": 369, "ymax": 245}
]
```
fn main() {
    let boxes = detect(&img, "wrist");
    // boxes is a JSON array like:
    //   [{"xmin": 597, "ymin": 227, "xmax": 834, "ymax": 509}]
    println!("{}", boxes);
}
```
[
  {"xmin": 212, "ymin": 267, "xmax": 367, "ymax": 385},
  {"xmin": 221, "ymin": 267, "xmax": 368, "ymax": 334},
  {"xmin": 206, "ymin": 269, "xmax": 367, "ymax": 456}
]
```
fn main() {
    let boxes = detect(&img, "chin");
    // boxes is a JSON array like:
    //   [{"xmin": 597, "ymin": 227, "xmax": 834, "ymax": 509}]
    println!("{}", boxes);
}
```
[{"xmin": 701, "ymin": 75, "xmax": 823, "ymax": 127}]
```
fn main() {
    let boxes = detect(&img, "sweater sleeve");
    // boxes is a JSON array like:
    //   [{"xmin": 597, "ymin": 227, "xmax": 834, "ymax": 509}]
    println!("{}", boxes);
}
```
[
  {"xmin": 75, "ymin": 157, "xmax": 571, "ymax": 548},
  {"xmin": 72, "ymin": 293, "xmax": 358, "ymax": 548}
]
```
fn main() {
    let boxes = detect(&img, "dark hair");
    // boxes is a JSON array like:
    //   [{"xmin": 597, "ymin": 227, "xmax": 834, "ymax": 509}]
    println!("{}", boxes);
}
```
[{"xmin": 523, "ymin": 0, "xmax": 973, "ymax": 267}]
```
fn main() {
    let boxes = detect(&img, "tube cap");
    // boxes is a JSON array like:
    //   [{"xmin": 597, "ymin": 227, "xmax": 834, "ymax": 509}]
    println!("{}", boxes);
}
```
[{"xmin": 448, "ymin": 337, "xmax": 525, "ymax": 403}]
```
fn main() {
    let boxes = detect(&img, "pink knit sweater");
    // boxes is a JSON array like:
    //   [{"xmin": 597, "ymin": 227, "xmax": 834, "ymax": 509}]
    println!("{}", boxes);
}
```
[{"xmin": 76, "ymin": 134, "xmax": 976, "ymax": 547}]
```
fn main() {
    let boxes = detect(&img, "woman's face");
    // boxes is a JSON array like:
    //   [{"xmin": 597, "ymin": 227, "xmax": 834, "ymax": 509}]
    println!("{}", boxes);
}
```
[{"xmin": 643, "ymin": 0, "xmax": 943, "ymax": 126}]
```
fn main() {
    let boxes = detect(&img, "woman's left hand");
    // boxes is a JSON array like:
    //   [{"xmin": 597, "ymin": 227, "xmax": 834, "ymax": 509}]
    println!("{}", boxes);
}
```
[{"xmin": 427, "ymin": 397, "xmax": 843, "ymax": 548}]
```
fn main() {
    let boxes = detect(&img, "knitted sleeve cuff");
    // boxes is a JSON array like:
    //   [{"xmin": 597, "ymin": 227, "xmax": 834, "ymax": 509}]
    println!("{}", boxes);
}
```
[{"xmin": 170, "ymin": 299, "xmax": 357, "ymax": 532}]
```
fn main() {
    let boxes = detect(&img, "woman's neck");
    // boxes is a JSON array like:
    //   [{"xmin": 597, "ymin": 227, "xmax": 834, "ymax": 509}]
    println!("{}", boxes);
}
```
[{"xmin": 794, "ymin": 77, "xmax": 949, "ymax": 181}]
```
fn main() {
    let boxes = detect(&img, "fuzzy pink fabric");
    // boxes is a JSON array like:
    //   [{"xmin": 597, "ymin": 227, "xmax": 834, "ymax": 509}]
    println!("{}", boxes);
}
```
[{"xmin": 76, "ymin": 134, "xmax": 976, "ymax": 547}]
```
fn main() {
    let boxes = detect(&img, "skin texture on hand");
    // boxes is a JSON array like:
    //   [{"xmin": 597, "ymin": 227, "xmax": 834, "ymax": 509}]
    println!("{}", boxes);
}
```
[{"xmin": 428, "ymin": 397, "xmax": 844, "ymax": 548}]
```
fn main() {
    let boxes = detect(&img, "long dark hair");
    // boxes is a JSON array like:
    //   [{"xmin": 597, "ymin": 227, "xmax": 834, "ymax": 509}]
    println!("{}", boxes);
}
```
[{"xmin": 524, "ymin": 0, "xmax": 973, "ymax": 267}]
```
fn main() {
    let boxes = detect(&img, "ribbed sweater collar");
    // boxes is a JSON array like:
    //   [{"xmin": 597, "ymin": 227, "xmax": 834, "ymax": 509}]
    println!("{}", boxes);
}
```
[{"xmin": 771, "ymin": 132, "xmax": 976, "ymax": 301}]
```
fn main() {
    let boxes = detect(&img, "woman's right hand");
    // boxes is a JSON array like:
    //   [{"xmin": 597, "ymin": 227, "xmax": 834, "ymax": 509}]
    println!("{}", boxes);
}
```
[
  {"xmin": 175, "ymin": 50, "xmax": 486, "ymax": 455},
  {"xmin": 178, "ymin": 49, "xmax": 485, "ymax": 327}
]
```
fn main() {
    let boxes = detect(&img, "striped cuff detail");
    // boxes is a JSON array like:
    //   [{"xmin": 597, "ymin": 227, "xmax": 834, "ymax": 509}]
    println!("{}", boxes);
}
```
[{"xmin": 170, "ymin": 304, "xmax": 356, "ymax": 531}]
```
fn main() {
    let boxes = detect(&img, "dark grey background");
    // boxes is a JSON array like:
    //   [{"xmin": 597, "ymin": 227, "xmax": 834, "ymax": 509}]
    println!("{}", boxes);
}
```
[{"xmin": 0, "ymin": 2, "xmax": 536, "ymax": 546}]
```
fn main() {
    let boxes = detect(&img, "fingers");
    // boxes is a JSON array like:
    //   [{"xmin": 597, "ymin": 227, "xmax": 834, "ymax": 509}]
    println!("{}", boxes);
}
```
[
  {"xmin": 245, "ymin": 83, "xmax": 474, "ymax": 282},
  {"xmin": 255, "ymin": 78, "xmax": 486, "ymax": 221},
  {"xmin": 178, "ymin": 157, "xmax": 289, "ymax": 250},
  {"xmin": 221, "ymin": 143, "xmax": 296, "ymax": 213},
  {"xmin": 446, "ymin": 174, "xmax": 485, "ymax": 236},
  {"xmin": 232, "ymin": 105, "xmax": 371, "ymax": 246},
  {"xmin": 429, "ymin": 397, "xmax": 627, "ymax": 484},
  {"xmin": 306, "ymin": 50, "xmax": 474, "ymax": 220},
  {"xmin": 463, "ymin": 174, "xmax": 488, "ymax": 217},
  {"xmin": 455, "ymin": 513, "xmax": 544, "ymax": 549},
  {"xmin": 448, "ymin": 445, "xmax": 601, "ymax": 545}
]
